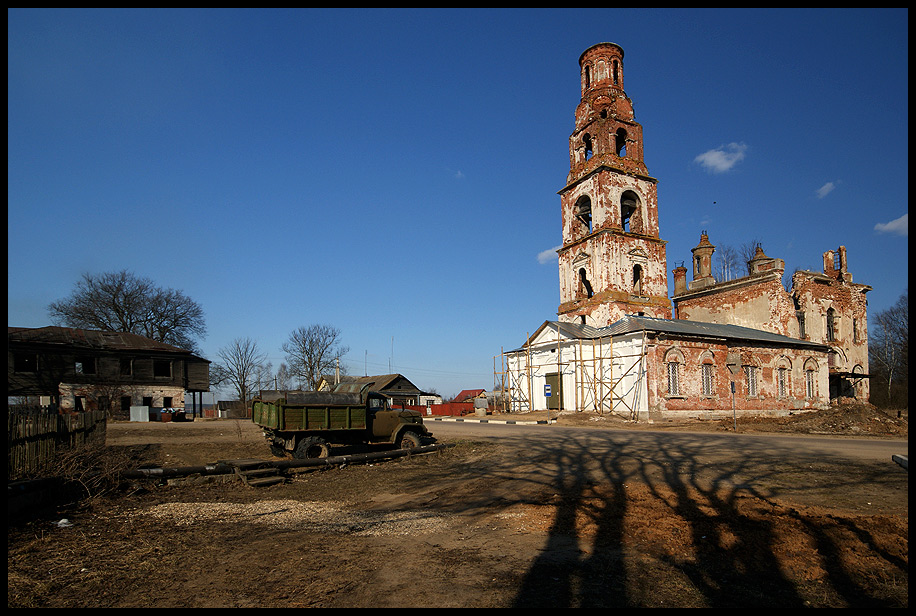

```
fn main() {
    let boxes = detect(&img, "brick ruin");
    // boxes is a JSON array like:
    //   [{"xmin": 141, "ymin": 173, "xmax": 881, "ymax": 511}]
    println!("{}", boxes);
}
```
[{"xmin": 504, "ymin": 43, "xmax": 870, "ymax": 418}]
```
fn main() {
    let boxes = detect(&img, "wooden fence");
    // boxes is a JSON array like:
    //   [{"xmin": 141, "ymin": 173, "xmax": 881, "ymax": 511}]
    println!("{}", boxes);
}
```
[{"xmin": 7, "ymin": 408, "xmax": 108, "ymax": 481}]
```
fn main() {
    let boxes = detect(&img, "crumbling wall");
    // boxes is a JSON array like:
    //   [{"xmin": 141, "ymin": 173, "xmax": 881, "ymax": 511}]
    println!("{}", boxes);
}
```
[{"xmin": 674, "ymin": 274, "xmax": 798, "ymax": 337}]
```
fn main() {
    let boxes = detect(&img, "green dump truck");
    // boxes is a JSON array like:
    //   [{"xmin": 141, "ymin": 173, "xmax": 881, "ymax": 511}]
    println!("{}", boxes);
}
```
[{"xmin": 251, "ymin": 385, "xmax": 435, "ymax": 459}]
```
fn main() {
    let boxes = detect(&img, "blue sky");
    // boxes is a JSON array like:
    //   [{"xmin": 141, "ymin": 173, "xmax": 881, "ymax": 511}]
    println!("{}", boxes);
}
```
[{"xmin": 8, "ymin": 9, "xmax": 908, "ymax": 399}]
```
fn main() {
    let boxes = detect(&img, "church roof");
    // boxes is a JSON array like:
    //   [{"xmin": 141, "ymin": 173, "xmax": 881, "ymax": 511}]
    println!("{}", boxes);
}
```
[{"xmin": 516, "ymin": 316, "xmax": 829, "ymax": 352}]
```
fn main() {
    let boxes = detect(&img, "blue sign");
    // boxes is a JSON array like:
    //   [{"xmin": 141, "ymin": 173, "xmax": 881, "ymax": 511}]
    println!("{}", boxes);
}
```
[{"xmin": 545, "ymin": 384, "xmax": 552, "ymax": 397}]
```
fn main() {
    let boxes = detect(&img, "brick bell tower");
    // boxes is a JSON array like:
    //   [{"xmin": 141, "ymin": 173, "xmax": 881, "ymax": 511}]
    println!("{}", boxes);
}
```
[{"xmin": 557, "ymin": 43, "xmax": 671, "ymax": 326}]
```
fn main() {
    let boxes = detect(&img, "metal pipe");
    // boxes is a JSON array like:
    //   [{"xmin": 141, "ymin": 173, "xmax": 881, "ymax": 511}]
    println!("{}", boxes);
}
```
[{"xmin": 119, "ymin": 443, "xmax": 453, "ymax": 479}]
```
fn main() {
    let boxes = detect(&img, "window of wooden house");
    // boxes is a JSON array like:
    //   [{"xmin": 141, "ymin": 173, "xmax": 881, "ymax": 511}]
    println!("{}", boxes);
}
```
[
  {"xmin": 13, "ymin": 352, "xmax": 38, "ymax": 373},
  {"xmin": 120, "ymin": 358, "xmax": 133, "ymax": 376},
  {"xmin": 153, "ymin": 360, "xmax": 172, "ymax": 378},
  {"xmin": 75, "ymin": 356, "xmax": 96, "ymax": 375}
]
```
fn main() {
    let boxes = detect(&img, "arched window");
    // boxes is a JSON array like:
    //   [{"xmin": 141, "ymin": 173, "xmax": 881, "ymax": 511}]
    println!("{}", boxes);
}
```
[
  {"xmin": 804, "ymin": 358, "xmax": 818, "ymax": 399},
  {"xmin": 583, "ymin": 133, "xmax": 593, "ymax": 160},
  {"xmin": 826, "ymin": 308, "xmax": 836, "ymax": 342},
  {"xmin": 775, "ymin": 357, "xmax": 792, "ymax": 399},
  {"xmin": 632, "ymin": 264, "xmax": 643, "ymax": 296},
  {"xmin": 699, "ymin": 351, "xmax": 715, "ymax": 397},
  {"xmin": 665, "ymin": 348, "xmax": 685, "ymax": 396},
  {"xmin": 578, "ymin": 268, "xmax": 593, "ymax": 299},
  {"xmin": 744, "ymin": 365, "xmax": 759, "ymax": 397},
  {"xmin": 612, "ymin": 60, "xmax": 619, "ymax": 85},
  {"xmin": 575, "ymin": 195, "xmax": 592, "ymax": 232},
  {"xmin": 584, "ymin": 65, "xmax": 591, "ymax": 88},
  {"xmin": 620, "ymin": 191, "xmax": 640, "ymax": 233},
  {"xmin": 615, "ymin": 128, "xmax": 628, "ymax": 157}
]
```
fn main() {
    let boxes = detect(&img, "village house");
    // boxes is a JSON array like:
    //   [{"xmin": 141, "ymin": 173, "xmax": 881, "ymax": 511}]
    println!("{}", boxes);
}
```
[
  {"xmin": 8, "ymin": 326, "xmax": 211, "ymax": 415},
  {"xmin": 316, "ymin": 373, "xmax": 425, "ymax": 408}
]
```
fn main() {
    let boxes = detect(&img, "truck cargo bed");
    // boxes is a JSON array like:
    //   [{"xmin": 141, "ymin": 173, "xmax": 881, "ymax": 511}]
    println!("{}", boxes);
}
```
[{"xmin": 252, "ymin": 400, "xmax": 368, "ymax": 432}]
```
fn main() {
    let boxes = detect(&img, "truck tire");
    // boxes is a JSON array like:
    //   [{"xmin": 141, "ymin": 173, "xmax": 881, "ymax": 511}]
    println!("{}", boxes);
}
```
[
  {"xmin": 294, "ymin": 436, "xmax": 331, "ymax": 459},
  {"xmin": 397, "ymin": 431, "xmax": 422, "ymax": 450}
]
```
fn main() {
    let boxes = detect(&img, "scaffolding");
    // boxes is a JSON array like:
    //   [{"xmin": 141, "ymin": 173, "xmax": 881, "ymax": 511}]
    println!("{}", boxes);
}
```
[{"xmin": 496, "ymin": 328, "xmax": 649, "ymax": 419}]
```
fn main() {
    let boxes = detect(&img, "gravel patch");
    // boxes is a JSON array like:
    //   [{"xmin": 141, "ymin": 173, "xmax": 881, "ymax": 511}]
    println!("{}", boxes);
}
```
[{"xmin": 142, "ymin": 499, "xmax": 452, "ymax": 536}]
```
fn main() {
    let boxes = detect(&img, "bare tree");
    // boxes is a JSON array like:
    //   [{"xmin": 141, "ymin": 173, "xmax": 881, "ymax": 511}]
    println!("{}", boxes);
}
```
[
  {"xmin": 713, "ymin": 244, "xmax": 742, "ymax": 282},
  {"xmin": 274, "ymin": 362, "xmax": 296, "ymax": 391},
  {"xmin": 869, "ymin": 291, "xmax": 908, "ymax": 410},
  {"xmin": 214, "ymin": 337, "xmax": 268, "ymax": 402},
  {"xmin": 252, "ymin": 360, "xmax": 275, "ymax": 397},
  {"xmin": 282, "ymin": 325, "xmax": 350, "ymax": 391},
  {"xmin": 739, "ymin": 238, "xmax": 765, "ymax": 276},
  {"xmin": 48, "ymin": 270, "xmax": 206, "ymax": 353},
  {"xmin": 712, "ymin": 239, "xmax": 765, "ymax": 282}
]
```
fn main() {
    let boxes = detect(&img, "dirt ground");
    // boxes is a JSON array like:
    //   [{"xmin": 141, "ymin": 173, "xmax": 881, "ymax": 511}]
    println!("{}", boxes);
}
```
[{"xmin": 8, "ymin": 404, "xmax": 908, "ymax": 608}]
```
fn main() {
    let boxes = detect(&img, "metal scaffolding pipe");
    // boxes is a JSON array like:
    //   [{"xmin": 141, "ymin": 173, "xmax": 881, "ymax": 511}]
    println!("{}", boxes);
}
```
[{"xmin": 119, "ymin": 443, "xmax": 453, "ymax": 479}]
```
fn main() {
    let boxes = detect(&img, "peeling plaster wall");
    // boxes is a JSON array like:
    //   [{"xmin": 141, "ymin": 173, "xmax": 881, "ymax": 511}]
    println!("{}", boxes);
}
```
[
  {"xmin": 58, "ymin": 382, "xmax": 186, "ymax": 413},
  {"xmin": 792, "ymin": 269, "xmax": 871, "ymax": 399},
  {"xmin": 672, "ymin": 254, "xmax": 871, "ymax": 401},
  {"xmin": 644, "ymin": 337, "xmax": 829, "ymax": 420},
  {"xmin": 674, "ymin": 274, "xmax": 797, "ymax": 337}
]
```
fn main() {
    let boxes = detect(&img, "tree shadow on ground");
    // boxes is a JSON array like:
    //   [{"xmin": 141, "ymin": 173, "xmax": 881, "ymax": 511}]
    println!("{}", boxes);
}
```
[{"xmin": 494, "ymin": 429, "xmax": 907, "ymax": 608}]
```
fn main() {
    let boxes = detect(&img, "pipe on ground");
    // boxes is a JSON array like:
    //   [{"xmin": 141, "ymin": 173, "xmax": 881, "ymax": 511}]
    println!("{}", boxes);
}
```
[{"xmin": 119, "ymin": 442, "xmax": 453, "ymax": 479}]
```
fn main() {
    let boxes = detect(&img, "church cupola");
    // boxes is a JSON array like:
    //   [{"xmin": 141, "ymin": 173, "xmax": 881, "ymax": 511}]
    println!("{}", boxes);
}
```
[{"xmin": 569, "ymin": 43, "xmax": 646, "ymax": 181}]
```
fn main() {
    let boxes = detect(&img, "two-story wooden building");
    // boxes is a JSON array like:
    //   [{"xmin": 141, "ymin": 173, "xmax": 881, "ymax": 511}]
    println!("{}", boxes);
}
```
[{"xmin": 8, "ymin": 326, "xmax": 210, "ymax": 415}]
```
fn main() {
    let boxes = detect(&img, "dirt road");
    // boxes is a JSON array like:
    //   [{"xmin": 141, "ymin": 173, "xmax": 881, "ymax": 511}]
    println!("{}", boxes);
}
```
[{"xmin": 8, "ymin": 407, "xmax": 908, "ymax": 608}]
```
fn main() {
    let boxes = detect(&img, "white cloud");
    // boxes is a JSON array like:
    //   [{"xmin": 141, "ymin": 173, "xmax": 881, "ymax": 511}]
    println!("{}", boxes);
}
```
[
  {"xmin": 874, "ymin": 213, "xmax": 908, "ymax": 236},
  {"xmin": 694, "ymin": 142, "xmax": 748, "ymax": 173},
  {"xmin": 537, "ymin": 246, "xmax": 562, "ymax": 264},
  {"xmin": 816, "ymin": 182, "xmax": 836, "ymax": 199}
]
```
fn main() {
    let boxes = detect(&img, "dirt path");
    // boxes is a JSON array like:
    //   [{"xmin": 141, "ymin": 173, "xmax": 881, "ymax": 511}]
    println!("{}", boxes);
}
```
[{"xmin": 8, "ymin": 408, "xmax": 908, "ymax": 608}]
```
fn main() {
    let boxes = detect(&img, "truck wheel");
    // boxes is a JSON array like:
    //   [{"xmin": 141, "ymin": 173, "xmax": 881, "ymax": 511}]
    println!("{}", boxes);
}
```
[
  {"xmin": 294, "ymin": 436, "xmax": 331, "ymax": 459},
  {"xmin": 397, "ymin": 431, "xmax": 422, "ymax": 450}
]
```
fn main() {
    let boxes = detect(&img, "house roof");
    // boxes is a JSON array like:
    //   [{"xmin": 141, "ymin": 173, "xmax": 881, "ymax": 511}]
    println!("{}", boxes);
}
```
[
  {"xmin": 516, "ymin": 315, "xmax": 830, "ymax": 352},
  {"xmin": 327, "ymin": 373, "xmax": 423, "ymax": 395},
  {"xmin": 454, "ymin": 388, "xmax": 486, "ymax": 401},
  {"xmin": 8, "ymin": 326, "xmax": 205, "ymax": 358}
]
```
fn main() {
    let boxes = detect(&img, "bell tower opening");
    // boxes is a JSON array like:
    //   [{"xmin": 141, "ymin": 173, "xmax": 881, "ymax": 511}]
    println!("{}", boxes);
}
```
[{"xmin": 615, "ymin": 128, "xmax": 627, "ymax": 157}]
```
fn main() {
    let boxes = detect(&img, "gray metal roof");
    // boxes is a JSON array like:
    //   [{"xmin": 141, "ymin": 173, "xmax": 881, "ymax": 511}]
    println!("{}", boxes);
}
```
[{"xmin": 515, "ymin": 316, "xmax": 829, "ymax": 352}]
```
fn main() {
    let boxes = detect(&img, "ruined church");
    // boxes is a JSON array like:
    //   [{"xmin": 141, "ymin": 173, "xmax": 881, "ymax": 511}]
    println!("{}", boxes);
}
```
[{"xmin": 502, "ymin": 43, "xmax": 870, "ymax": 420}]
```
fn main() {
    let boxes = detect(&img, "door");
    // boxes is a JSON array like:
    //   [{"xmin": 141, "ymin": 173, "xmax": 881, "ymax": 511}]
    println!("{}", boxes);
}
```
[{"xmin": 545, "ymin": 373, "xmax": 564, "ymax": 410}]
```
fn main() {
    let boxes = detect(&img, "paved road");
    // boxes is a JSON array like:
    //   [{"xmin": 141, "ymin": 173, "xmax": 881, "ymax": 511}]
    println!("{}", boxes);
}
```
[
  {"xmin": 427, "ymin": 419, "xmax": 907, "ymax": 463},
  {"xmin": 426, "ymin": 420, "xmax": 908, "ymax": 515}
]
